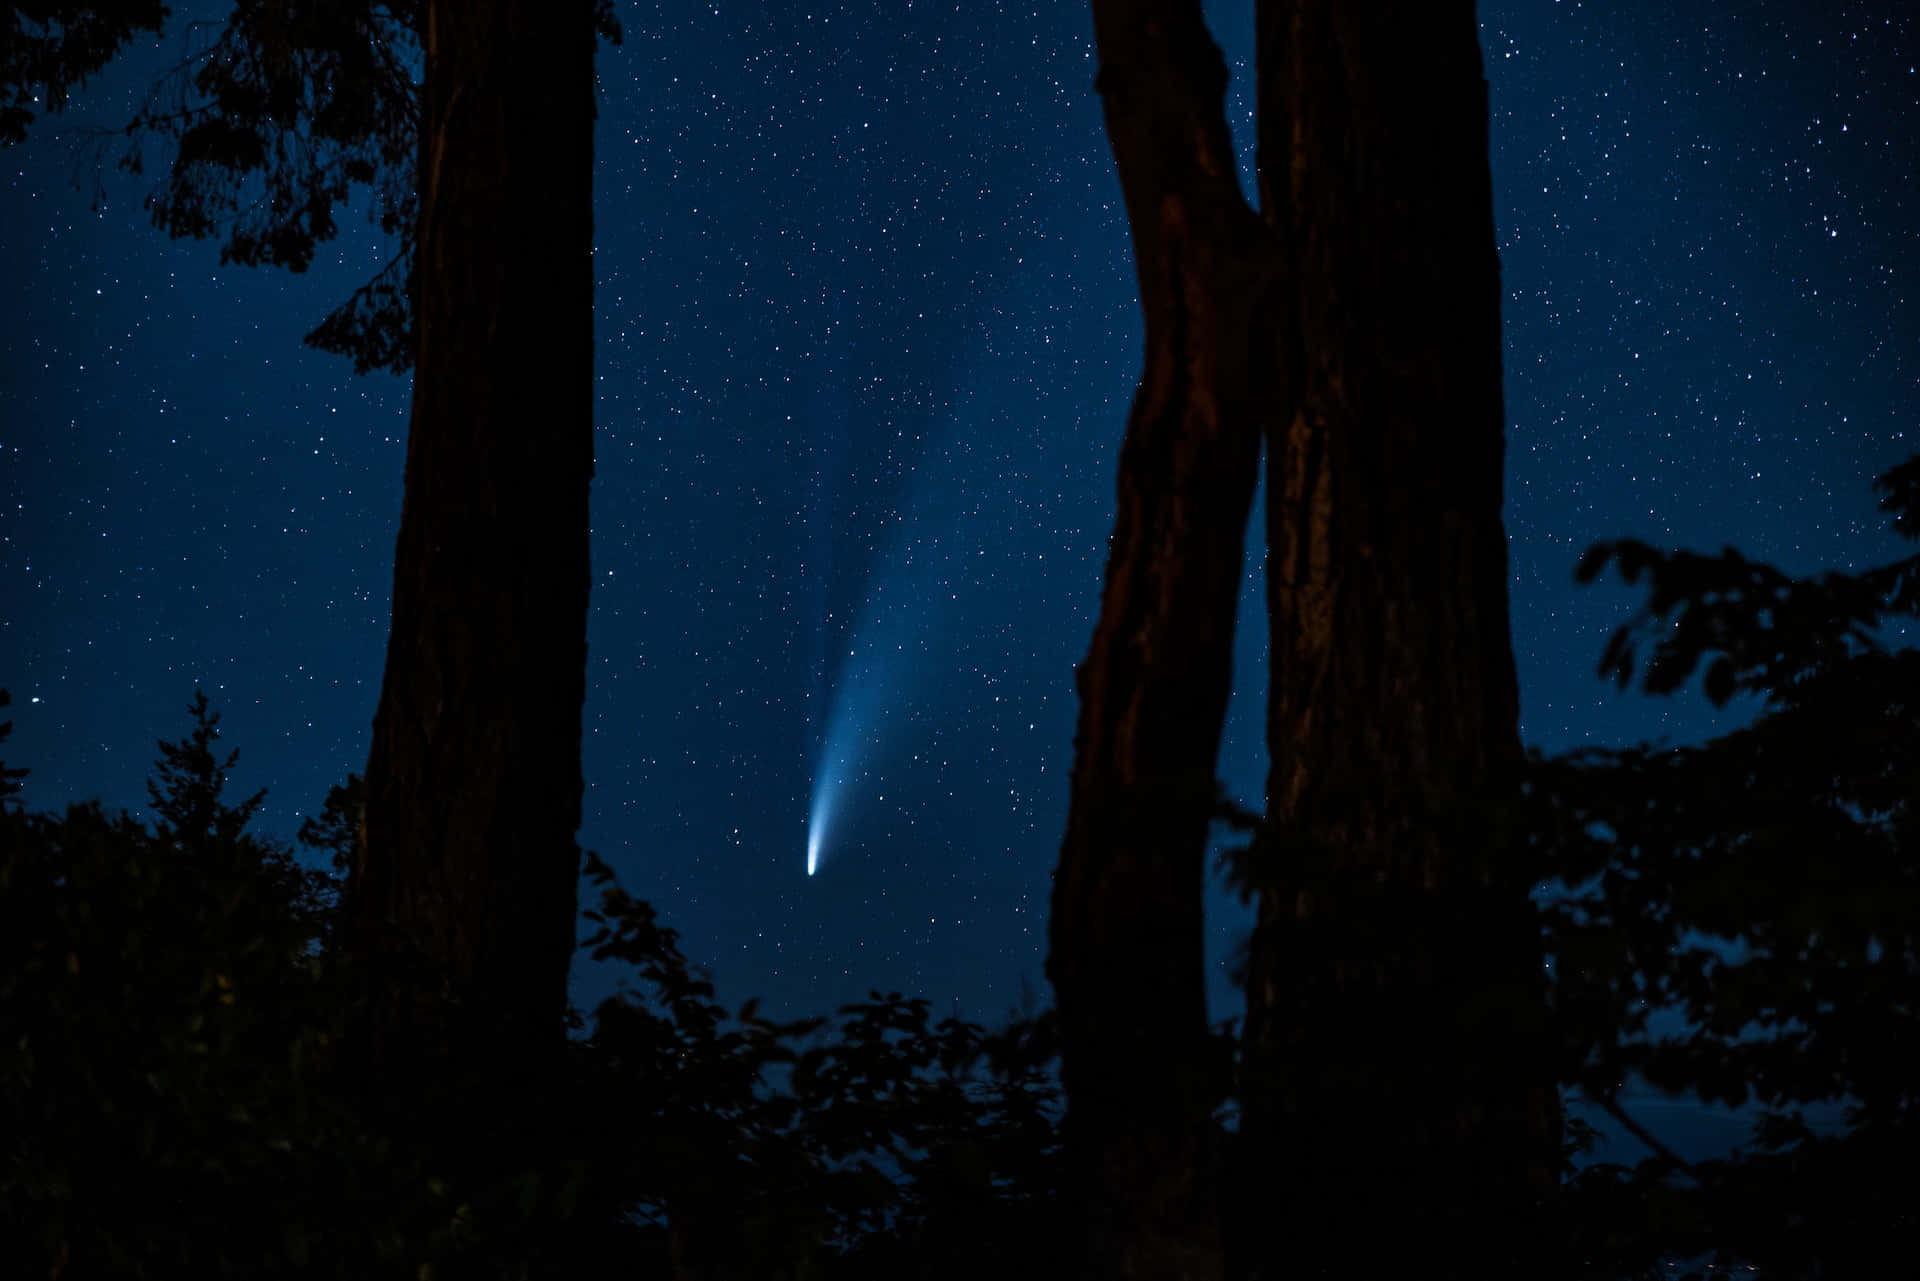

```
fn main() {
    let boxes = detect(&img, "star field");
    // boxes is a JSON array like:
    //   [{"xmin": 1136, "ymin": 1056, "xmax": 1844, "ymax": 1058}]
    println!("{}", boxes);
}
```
[{"xmin": 2, "ymin": 1, "xmax": 1914, "ymax": 1162}]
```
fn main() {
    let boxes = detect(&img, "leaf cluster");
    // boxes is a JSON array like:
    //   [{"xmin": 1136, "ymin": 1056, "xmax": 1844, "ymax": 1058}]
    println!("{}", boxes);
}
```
[
  {"xmin": 1575, "ymin": 456, "xmax": 1920, "ymax": 707},
  {"xmin": 1525, "ymin": 452, "xmax": 1920, "ymax": 1275},
  {"xmin": 89, "ymin": 0, "xmax": 423, "ymax": 373},
  {"xmin": 44, "ymin": 0, "xmax": 624, "ymax": 375},
  {"xmin": 569, "ymin": 848, "xmax": 1067, "ymax": 1278},
  {"xmin": 1, "ymin": 1, "xmax": 170, "ymax": 144}
]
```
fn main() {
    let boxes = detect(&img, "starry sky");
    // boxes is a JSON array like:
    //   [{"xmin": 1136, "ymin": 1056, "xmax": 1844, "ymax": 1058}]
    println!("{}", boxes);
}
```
[{"xmin": 3, "ymin": 2, "xmax": 1914, "ymax": 1160}]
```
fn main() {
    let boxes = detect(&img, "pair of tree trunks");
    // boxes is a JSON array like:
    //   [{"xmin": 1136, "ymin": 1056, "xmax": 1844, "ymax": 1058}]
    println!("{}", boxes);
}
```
[
  {"xmin": 339, "ymin": 0, "xmax": 596, "ymax": 1109},
  {"xmin": 1053, "ymin": 2, "xmax": 1559, "ymax": 1276}
]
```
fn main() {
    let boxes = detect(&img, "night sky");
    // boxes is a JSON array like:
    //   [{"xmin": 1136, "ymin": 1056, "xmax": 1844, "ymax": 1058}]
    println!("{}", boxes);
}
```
[{"xmin": 3, "ymin": 2, "xmax": 1914, "ymax": 1162}]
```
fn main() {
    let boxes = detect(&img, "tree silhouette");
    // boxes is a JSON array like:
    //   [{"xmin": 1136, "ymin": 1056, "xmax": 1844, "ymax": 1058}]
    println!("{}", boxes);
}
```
[
  {"xmin": 336, "ymin": 0, "xmax": 604, "ymax": 1112},
  {"xmin": 12, "ymin": 2, "xmax": 1912, "ymax": 1273},
  {"xmin": 1051, "ymin": 4, "xmax": 1555, "ymax": 1275},
  {"xmin": 0, "ymin": 695, "xmax": 399, "ymax": 1277},
  {"xmin": 1, "ymin": 697, "xmax": 1076, "ymax": 1279},
  {"xmin": 12, "ymin": 0, "xmax": 622, "ymax": 1109},
  {"xmin": 19, "ymin": 1, "xmax": 618, "ymax": 373},
  {"xmin": 1048, "ymin": 2, "xmax": 1266, "ymax": 1275},
  {"xmin": 1525, "ymin": 451, "xmax": 1920, "ymax": 1277},
  {"xmin": 3, "ymin": 438, "xmax": 1912, "ymax": 1274},
  {"xmin": 1236, "ymin": 4, "xmax": 1559, "ymax": 1274},
  {"xmin": 0, "ymin": 690, "xmax": 28, "ymax": 806}
]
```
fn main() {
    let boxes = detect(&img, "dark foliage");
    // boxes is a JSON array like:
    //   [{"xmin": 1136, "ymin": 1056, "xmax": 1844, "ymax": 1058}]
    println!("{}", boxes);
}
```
[
  {"xmin": 4, "ymin": 439, "xmax": 1912, "ymax": 1275},
  {"xmin": 0, "ymin": 693, "xmax": 1064, "ymax": 1279},
  {"xmin": 1202, "ymin": 453, "xmax": 1919, "ymax": 1277},
  {"xmin": 47, "ymin": 0, "xmax": 622, "ymax": 374},
  {"xmin": 0, "ymin": 690, "xmax": 27, "ymax": 806},
  {"xmin": 87, "ymin": 0, "xmax": 424, "ymax": 373},
  {"xmin": 295, "ymin": 768, "xmax": 362, "ymax": 876},
  {"xmin": 0, "ymin": 693, "xmax": 433, "ymax": 1278},
  {"xmin": 0, "ymin": 0, "xmax": 169, "ymax": 144},
  {"xmin": 1573, "ymin": 453, "xmax": 1920, "ymax": 707},
  {"xmin": 1524, "ymin": 451, "xmax": 1920, "ymax": 1277}
]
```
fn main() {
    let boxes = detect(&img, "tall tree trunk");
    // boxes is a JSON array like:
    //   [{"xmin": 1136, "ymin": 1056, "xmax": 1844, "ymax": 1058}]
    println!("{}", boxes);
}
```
[
  {"xmin": 1048, "ymin": 3, "xmax": 1271, "ymax": 1277},
  {"xmin": 1236, "ymin": 2, "xmax": 1559, "ymax": 1274},
  {"xmin": 341, "ymin": 0, "xmax": 595, "ymax": 1097}
]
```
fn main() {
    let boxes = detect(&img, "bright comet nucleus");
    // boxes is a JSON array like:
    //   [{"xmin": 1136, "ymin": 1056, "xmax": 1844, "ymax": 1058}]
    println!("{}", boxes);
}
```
[{"xmin": 806, "ymin": 778, "xmax": 837, "ymax": 877}]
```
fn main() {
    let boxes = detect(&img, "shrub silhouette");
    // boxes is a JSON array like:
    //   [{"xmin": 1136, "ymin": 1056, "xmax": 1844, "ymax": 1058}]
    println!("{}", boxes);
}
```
[
  {"xmin": 0, "ymin": 694, "xmax": 1066, "ymax": 1279},
  {"xmin": 4, "ymin": 456, "xmax": 1915, "ymax": 1277}
]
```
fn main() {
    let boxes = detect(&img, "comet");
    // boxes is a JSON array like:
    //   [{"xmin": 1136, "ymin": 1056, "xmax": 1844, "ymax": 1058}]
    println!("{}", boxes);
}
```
[
  {"xmin": 804, "ymin": 660, "xmax": 883, "ymax": 878},
  {"xmin": 806, "ymin": 795, "xmax": 827, "ymax": 876},
  {"xmin": 802, "ymin": 361, "xmax": 983, "ymax": 876},
  {"xmin": 804, "ymin": 567, "xmax": 924, "ymax": 877}
]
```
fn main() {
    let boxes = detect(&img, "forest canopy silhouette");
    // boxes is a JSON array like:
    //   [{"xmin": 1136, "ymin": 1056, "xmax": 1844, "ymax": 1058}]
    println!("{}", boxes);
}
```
[
  {"xmin": 5, "ymin": 453, "xmax": 1917, "ymax": 1276},
  {"xmin": 3, "ymin": 1, "xmax": 1914, "ymax": 1277}
]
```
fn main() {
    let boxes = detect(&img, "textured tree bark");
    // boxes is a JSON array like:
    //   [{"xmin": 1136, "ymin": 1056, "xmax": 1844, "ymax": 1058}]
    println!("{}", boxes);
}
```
[
  {"xmin": 340, "ymin": 0, "xmax": 595, "ymax": 1097},
  {"xmin": 1235, "ymin": 2, "xmax": 1560, "ymax": 1274},
  {"xmin": 1048, "ymin": 3, "xmax": 1273, "ymax": 1278}
]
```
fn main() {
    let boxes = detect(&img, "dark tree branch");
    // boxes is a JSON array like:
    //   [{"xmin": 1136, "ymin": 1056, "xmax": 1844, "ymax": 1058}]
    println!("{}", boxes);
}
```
[{"xmin": 1585, "ymin": 1086, "xmax": 1702, "ymax": 1181}]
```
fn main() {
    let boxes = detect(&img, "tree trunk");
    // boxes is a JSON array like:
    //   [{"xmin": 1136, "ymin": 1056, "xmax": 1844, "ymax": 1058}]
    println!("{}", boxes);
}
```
[
  {"xmin": 340, "ymin": 0, "xmax": 595, "ymax": 1098},
  {"xmin": 1048, "ymin": 4, "xmax": 1272, "ymax": 1277},
  {"xmin": 1235, "ymin": 2, "xmax": 1560, "ymax": 1274}
]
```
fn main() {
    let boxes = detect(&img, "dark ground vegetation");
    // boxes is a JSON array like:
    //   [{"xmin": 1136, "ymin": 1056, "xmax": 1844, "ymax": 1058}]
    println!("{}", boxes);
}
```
[{"xmin": 4, "ymin": 454, "xmax": 1917, "ymax": 1278}]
